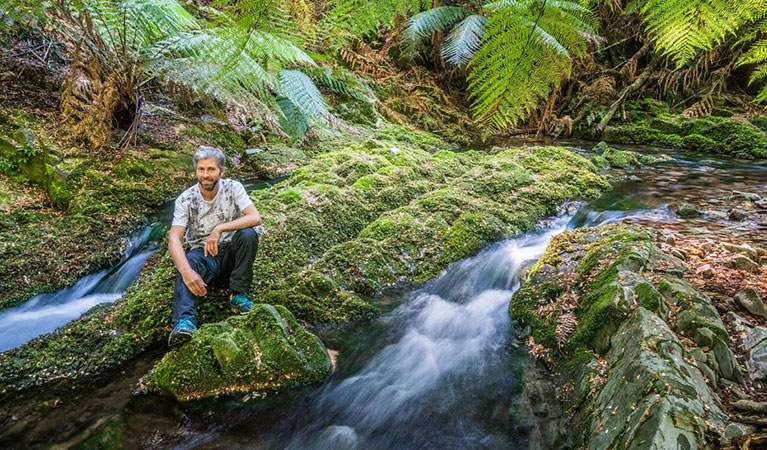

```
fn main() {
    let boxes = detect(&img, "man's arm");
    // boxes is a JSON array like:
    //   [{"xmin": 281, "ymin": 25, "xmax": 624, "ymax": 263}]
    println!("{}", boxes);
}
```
[
  {"xmin": 204, "ymin": 205, "xmax": 262, "ymax": 257},
  {"xmin": 169, "ymin": 225, "xmax": 208, "ymax": 296}
]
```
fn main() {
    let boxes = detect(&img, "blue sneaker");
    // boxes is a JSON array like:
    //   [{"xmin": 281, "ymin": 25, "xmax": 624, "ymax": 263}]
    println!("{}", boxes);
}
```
[
  {"xmin": 229, "ymin": 292, "xmax": 254, "ymax": 314},
  {"xmin": 168, "ymin": 318, "xmax": 197, "ymax": 347}
]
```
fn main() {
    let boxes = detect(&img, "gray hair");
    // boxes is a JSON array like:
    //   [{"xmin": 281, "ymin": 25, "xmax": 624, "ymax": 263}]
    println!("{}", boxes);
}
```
[{"xmin": 193, "ymin": 145, "xmax": 226, "ymax": 170}]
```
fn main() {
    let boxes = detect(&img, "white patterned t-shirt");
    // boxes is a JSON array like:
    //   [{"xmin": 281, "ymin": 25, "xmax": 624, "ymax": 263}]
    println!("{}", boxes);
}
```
[{"xmin": 172, "ymin": 179, "xmax": 254, "ymax": 249}]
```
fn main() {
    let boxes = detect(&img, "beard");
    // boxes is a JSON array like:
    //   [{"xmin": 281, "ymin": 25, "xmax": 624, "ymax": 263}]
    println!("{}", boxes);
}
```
[{"xmin": 199, "ymin": 179, "xmax": 219, "ymax": 192}]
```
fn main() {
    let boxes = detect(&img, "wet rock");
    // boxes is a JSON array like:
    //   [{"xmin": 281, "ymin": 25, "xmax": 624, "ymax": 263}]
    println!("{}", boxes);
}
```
[
  {"xmin": 720, "ymin": 423, "xmax": 755, "ymax": 446},
  {"xmin": 732, "ymin": 400, "xmax": 767, "ymax": 414},
  {"xmin": 676, "ymin": 203, "xmax": 702, "ymax": 218},
  {"xmin": 140, "ymin": 304, "xmax": 331, "ymax": 401},
  {"xmin": 670, "ymin": 248, "xmax": 687, "ymax": 260},
  {"xmin": 729, "ymin": 208, "xmax": 748, "ymax": 221},
  {"xmin": 572, "ymin": 308, "xmax": 727, "ymax": 450},
  {"xmin": 734, "ymin": 287, "xmax": 767, "ymax": 319},
  {"xmin": 698, "ymin": 264, "xmax": 715, "ymax": 278},
  {"xmin": 732, "ymin": 190, "xmax": 761, "ymax": 201}
]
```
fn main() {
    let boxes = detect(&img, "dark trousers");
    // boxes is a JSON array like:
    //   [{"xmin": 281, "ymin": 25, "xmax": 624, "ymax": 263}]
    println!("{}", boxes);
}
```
[{"xmin": 172, "ymin": 228, "xmax": 259, "ymax": 325}]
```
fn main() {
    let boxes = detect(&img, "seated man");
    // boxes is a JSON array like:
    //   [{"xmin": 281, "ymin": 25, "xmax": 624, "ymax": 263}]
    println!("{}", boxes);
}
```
[{"xmin": 167, "ymin": 145, "xmax": 262, "ymax": 346}]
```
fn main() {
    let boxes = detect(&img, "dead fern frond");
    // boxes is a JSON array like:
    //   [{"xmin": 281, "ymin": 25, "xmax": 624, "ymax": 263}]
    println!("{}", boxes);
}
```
[
  {"xmin": 60, "ymin": 53, "xmax": 118, "ymax": 148},
  {"xmin": 582, "ymin": 75, "xmax": 616, "ymax": 103},
  {"xmin": 534, "ymin": 301, "xmax": 558, "ymax": 319},
  {"xmin": 555, "ymin": 312, "xmax": 577, "ymax": 347}
]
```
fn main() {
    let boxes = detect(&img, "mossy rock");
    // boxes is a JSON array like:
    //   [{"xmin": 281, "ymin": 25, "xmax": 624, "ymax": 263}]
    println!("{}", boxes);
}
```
[{"xmin": 141, "ymin": 304, "xmax": 331, "ymax": 401}]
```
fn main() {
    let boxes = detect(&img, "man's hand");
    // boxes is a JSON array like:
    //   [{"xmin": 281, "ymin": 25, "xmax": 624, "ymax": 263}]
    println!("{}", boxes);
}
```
[
  {"xmin": 204, "ymin": 226, "xmax": 222, "ymax": 257},
  {"xmin": 182, "ymin": 269, "xmax": 207, "ymax": 296}
]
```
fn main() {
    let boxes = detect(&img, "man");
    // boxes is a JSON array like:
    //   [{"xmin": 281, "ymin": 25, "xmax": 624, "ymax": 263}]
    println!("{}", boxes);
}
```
[{"xmin": 167, "ymin": 145, "xmax": 262, "ymax": 346}]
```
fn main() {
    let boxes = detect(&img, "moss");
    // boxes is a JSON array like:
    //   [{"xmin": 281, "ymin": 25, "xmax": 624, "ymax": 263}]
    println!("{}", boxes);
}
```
[
  {"xmin": 142, "ymin": 304, "xmax": 330, "ymax": 401},
  {"xmin": 510, "ymin": 225, "xmax": 652, "ymax": 355},
  {"xmin": 178, "ymin": 121, "xmax": 246, "ymax": 152},
  {"xmin": 597, "ymin": 103, "xmax": 767, "ymax": 158}
]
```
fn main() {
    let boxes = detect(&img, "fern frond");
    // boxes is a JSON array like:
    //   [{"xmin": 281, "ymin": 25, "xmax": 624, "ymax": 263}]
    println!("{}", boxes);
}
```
[
  {"xmin": 325, "ymin": 0, "xmax": 428, "ymax": 39},
  {"xmin": 303, "ymin": 66, "xmax": 378, "ymax": 103},
  {"xmin": 441, "ymin": 14, "xmax": 487, "ymax": 66},
  {"xmin": 279, "ymin": 69, "xmax": 330, "ymax": 124},
  {"xmin": 468, "ymin": 0, "xmax": 592, "ymax": 129},
  {"xmin": 640, "ymin": 0, "xmax": 739, "ymax": 68},
  {"xmin": 402, "ymin": 6, "xmax": 468, "ymax": 47}
]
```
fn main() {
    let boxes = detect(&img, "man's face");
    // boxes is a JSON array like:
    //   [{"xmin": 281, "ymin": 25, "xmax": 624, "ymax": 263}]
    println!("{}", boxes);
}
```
[{"xmin": 196, "ymin": 158, "xmax": 223, "ymax": 192}]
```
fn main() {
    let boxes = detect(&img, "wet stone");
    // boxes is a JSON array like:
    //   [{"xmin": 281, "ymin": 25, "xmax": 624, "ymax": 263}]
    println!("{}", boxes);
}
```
[
  {"xmin": 732, "ymin": 190, "xmax": 761, "ymax": 201},
  {"xmin": 677, "ymin": 203, "xmax": 702, "ymax": 218},
  {"xmin": 729, "ymin": 255, "xmax": 759, "ymax": 272}
]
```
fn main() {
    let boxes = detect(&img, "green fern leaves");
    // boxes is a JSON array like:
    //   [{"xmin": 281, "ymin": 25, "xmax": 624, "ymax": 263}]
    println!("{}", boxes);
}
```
[
  {"xmin": 639, "ymin": 0, "xmax": 739, "ymax": 67},
  {"xmin": 442, "ymin": 15, "xmax": 487, "ymax": 66},
  {"xmin": 468, "ymin": 0, "xmax": 596, "ymax": 130}
]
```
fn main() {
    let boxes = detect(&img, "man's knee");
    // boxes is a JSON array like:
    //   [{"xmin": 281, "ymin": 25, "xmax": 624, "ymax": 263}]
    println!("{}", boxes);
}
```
[
  {"xmin": 185, "ymin": 250, "xmax": 211, "ymax": 271},
  {"xmin": 233, "ymin": 227, "xmax": 259, "ymax": 247}
]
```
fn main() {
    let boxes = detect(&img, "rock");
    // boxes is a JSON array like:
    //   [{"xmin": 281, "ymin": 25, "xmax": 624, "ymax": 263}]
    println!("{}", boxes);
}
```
[
  {"xmin": 699, "ymin": 264, "xmax": 715, "ymax": 278},
  {"xmin": 730, "ymin": 255, "xmax": 759, "ymax": 272},
  {"xmin": 670, "ymin": 248, "xmax": 687, "ymax": 260},
  {"xmin": 726, "ymin": 312, "xmax": 754, "ymax": 334},
  {"xmin": 676, "ymin": 203, "xmax": 702, "ymax": 218},
  {"xmin": 732, "ymin": 190, "xmax": 761, "ymax": 201},
  {"xmin": 572, "ymin": 308, "xmax": 727, "ymax": 450},
  {"xmin": 694, "ymin": 327, "xmax": 714, "ymax": 348},
  {"xmin": 729, "ymin": 208, "xmax": 748, "ymax": 221},
  {"xmin": 722, "ymin": 242, "xmax": 760, "ymax": 262},
  {"xmin": 720, "ymin": 423, "xmax": 755, "ymax": 446},
  {"xmin": 664, "ymin": 235, "xmax": 676, "ymax": 246},
  {"xmin": 734, "ymin": 287, "xmax": 767, "ymax": 319},
  {"xmin": 756, "ymin": 198, "xmax": 767, "ymax": 209},
  {"xmin": 140, "ymin": 304, "xmax": 331, "ymax": 401},
  {"xmin": 742, "ymin": 326, "xmax": 767, "ymax": 381},
  {"xmin": 732, "ymin": 400, "xmax": 767, "ymax": 414},
  {"xmin": 712, "ymin": 336, "xmax": 744, "ymax": 383}
]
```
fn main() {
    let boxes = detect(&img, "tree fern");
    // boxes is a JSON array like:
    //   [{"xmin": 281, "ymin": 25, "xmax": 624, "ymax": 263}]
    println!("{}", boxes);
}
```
[
  {"xmin": 468, "ymin": 0, "xmax": 596, "ymax": 130},
  {"xmin": 279, "ymin": 69, "xmax": 330, "ymax": 124},
  {"xmin": 637, "ymin": 0, "xmax": 740, "ymax": 67},
  {"xmin": 442, "ymin": 14, "xmax": 487, "ymax": 66},
  {"xmin": 402, "ymin": 6, "xmax": 468, "ymax": 49},
  {"xmin": 325, "ymin": 0, "xmax": 428, "ymax": 39}
]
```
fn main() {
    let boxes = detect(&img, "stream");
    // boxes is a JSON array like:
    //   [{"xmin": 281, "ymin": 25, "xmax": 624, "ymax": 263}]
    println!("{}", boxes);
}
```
[{"xmin": 3, "ymin": 143, "xmax": 767, "ymax": 448}]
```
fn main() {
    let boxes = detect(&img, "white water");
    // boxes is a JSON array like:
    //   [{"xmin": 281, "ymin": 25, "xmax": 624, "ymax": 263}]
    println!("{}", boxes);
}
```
[
  {"xmin": 0, "ymin": 227, "xmax": 158, "ymax": 352},
  {"xmin": 277, "ymin": 212, "xmax": 575, "ymax": 450}
]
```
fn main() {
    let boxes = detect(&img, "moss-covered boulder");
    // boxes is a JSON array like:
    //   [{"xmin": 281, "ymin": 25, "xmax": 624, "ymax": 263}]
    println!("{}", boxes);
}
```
[
  {"xmin": 140, "ymin": 304, "xmax": 331, "ymax": 401},
  {"xmin": 598, "ymin": 101, "xmax": 767, "ymax": 159},
  {"xmin": 510, "ymin": 224, "xmax": 740, "ymax": 449}
]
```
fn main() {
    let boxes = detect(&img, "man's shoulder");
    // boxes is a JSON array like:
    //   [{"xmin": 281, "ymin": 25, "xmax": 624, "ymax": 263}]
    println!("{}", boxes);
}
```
[
  {"xmin": 176, "ymin": 184, "xmax": 199, "ymax": 204},
  {"xmin": 221, "ymin": 178, "xmax": 243, "ymax": 190}
]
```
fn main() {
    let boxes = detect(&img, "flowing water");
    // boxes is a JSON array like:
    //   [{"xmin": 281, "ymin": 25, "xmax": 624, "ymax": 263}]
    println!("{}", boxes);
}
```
[
  {"xmin": 3, "ymin": 144, "xmax": 767, "ymax": 448},
  {"xmin": 0, "ymin": 226, "xmax": 162, "ymax": 352}
]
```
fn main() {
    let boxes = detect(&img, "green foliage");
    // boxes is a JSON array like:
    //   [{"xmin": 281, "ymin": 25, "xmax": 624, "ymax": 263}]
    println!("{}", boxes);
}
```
[
  {"xmin": 402, "ymin": 6, "xmax": 468, "ymax": 49},
  {"xmin": 637, "ymin": 0, "xmax": 740, "ymax": 67},
  {"xmin": 442, "ymin": 14, "xmax": 487, "ymax": 66},
  {"xmin": 325, "ymin": 0, "xmax": 428, "ymax": 39},
  {"xmin": 468, "ymin": 0, "xmax": 596, "ymax": 130}
]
